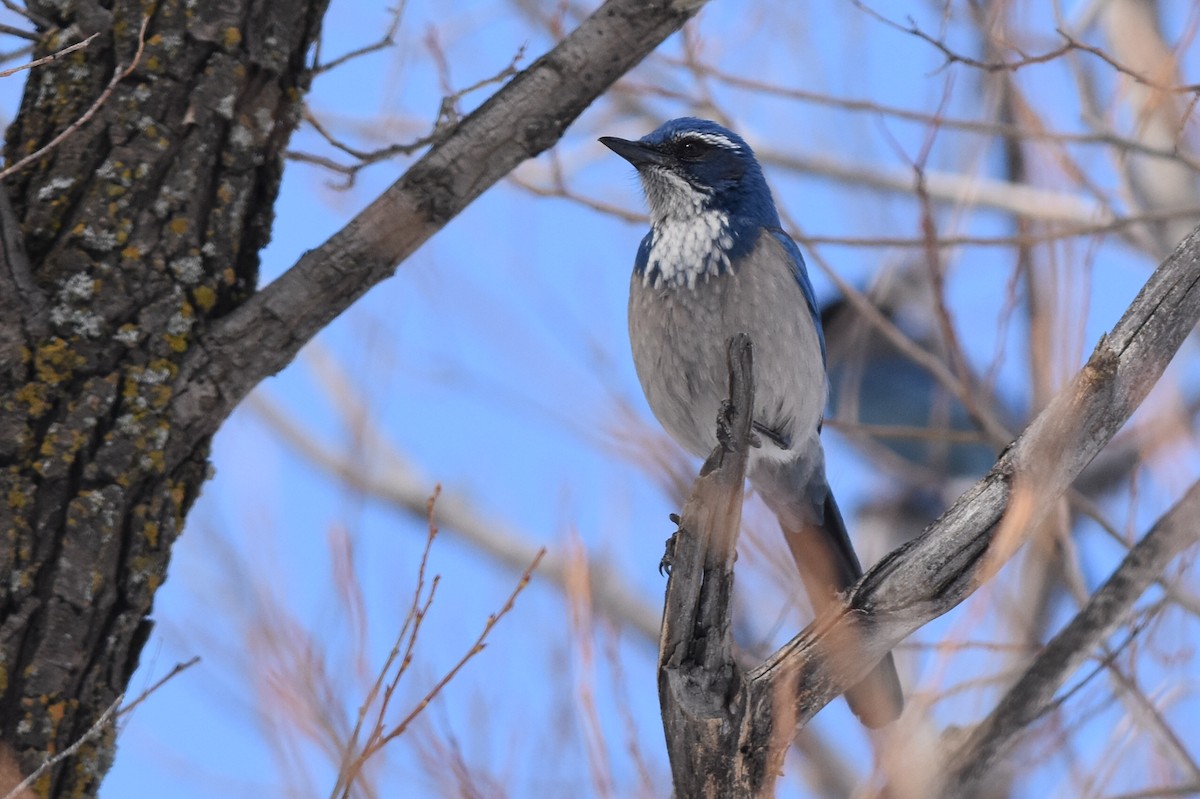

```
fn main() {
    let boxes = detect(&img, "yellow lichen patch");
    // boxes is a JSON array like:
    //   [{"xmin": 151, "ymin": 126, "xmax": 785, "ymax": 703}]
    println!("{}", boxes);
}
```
[
  {"xmin": 148, "ymin": 359, "xmax": 179, "ymax": 380},
  {"xmin": 7, "ymin": 486, "xmax": 29, "ymax": 509},
  {"xmin": 163, "ymin": 332, "xmax": 188, "ymax": 353},
  {"xmin": 192, "ymin": 285, "xmax": 217, "ymax": 312},
  {"xmin": 168, "ymin": 217, "xmax": 189, "ymax": 235},
  {"xmin": 145, "ymin": 450, "xmax": 165, "ymax": 472},
  {"xmin": 224, "ymin": 27, "xmax": 243, "ymax": 48},
  {"xmin": 15, "ymin": 382, "xmax": 49, "ymax": 416},
  {"xmin": 46, "ymin": 700, "xmax": 67, "ymax": 727},
  {"xmin": 144, "ymin": 520, "xmax": 160, "ymax": 548},
  {"xmin": 121, "ymin": 245, "xmax": 141, "ymax": 260},
  {"xmin": 149, "ymin": 384, "xmax": 172, "ymax": 409},
  {"xmin": 121, "ymin": 373, "xmax": 140, "ymax": 401},
  {"xmin": 34, "ymin": 338, "xmax": 85, "ymax": 384},
  {"xmin": 169, "ymin": 482, "xmax": 186, "ymax": 509},
  {"xmin": 39, "ymin": 426, "xmax": 87, "ymax": 462},
  {"xmin": 222, "ymin": 267, "xmax": 236, "ymax": 285}
]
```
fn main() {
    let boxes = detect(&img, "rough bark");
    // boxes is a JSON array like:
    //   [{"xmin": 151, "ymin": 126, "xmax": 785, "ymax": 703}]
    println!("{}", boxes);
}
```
[
  {"xmin": 0, "ymin": 2, "xmax": 328, "ymax": 795},
  {"xmin": 0, "ymin": 0, "xmax": 707, "ymax": 795}
]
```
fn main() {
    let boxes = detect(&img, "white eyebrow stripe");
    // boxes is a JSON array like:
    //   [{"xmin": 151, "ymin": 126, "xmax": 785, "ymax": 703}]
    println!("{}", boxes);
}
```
[{"xmin": 677, "ymin": 132, "xmax": 737, "ymax": 149}]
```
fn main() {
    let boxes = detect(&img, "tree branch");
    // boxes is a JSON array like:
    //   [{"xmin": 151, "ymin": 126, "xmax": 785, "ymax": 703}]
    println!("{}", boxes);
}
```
[
  {"xmin": 170, "ymin": 0, "xmax": 709, "ymax": 458},
  {"xmin": 658, "ymin": 333, "xmax": 780, "ymax": 796},
  {"xmin": 751, "ymin": 222, "xmax": 1200, "ymax": 724},
  {"xmin": 656, "ymin": 224, "xmax": 1200, "ymax": 792},
  {"xmin": 941, "ymin": 480, "xmax": 1200, "ymax": 796}
]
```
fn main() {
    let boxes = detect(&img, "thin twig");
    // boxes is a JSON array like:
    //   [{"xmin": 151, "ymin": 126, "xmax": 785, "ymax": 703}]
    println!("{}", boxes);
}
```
[
  {"xmin": 293, "ymin": 44, "xmax": 525, "ymax": 188},
  {"xmin": 635, "ymin": 59, "xmax": 1200, "ymax": 171},
  {"xmin": 0, "ymin": 19, "xmax": 148, "ymax": 179},
  {"xmin": 1, "ymin": 0, "xmax": 50, "ymax": 31},
  {"xmin": 0, "ymin": 23, "xmax": 40, "ymax": 43},
  {"xmin": 330, "ymin": 487, "xmax": 442, "ymax": 799},
  {"xmin": 329, "ymin": 480, "xmax": 545, "ymax": 799},
  {"xmin": 1058, "ymin": 28, "xmax": 1200, "ymax": 94},
  {"xmin": 2, "ymin": 696, "xmax": 122, "ymax": 799},
  {"xmin": 311, "ymin": 0, "xmax": 406, "ymax": 75},
  {"xmin": 118, "ymin": 656, "xmax": 201, "ymax": 718},
  {"xmin": 379, "ymin": 549, "xmax": 544, "ymax": 748},
  {"xmin": 0, "ymin": 31, "xmax": 98, "ymax": 77}
]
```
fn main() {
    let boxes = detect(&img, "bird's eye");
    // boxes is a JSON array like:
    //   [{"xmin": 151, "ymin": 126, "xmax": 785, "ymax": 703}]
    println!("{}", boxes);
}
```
[{"xmin": 676, "ymin": 139, "xmax": 709, "ymax": 159}]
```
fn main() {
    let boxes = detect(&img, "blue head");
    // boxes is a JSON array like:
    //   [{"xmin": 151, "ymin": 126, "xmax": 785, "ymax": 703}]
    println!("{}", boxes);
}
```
[
  {"xmin": 599, "ymin": 118, "xmax": 780, "ymax": 227},
  {"xmin": 602, "ymin": 118, "xmax": 825, "ymax": 358}
]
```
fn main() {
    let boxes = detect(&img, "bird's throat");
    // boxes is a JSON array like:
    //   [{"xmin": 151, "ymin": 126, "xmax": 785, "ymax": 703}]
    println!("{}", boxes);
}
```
[{"xmin": 642, "ymin": 209, "xmax": 735, "ymax": 290}]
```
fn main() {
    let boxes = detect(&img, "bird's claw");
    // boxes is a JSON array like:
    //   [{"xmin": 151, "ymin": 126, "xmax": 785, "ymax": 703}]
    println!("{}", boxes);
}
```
[{"xmin": 716, "ymin": 400, "xmax": 736, "ymax": 451}]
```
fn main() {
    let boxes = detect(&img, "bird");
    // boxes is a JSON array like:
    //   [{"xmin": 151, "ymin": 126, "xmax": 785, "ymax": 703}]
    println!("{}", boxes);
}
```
[{"xmin": 600, "ymin": 117, "xmax": 903, "ymax": 728}]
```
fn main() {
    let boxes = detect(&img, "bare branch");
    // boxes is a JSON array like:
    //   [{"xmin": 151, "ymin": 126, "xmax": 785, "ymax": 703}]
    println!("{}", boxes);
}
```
[
  {"xmin": 0, "ymin": 1, "xmax": 49, "ymax": 31},
  {"xmin": 292, "ymin": 44, "xmax": 526, "ymax": 188},
  {"xmin": 170, "ymin": 0, "xmax": 711, "ymax": 460},
  {"xmin": 335, "ymin": 543, "xmax": 545, "ymax": 798},
  {"xmin": 631, "ymin": 59, "xmax": 1200, "ymax": 171},
  {"xmin": 0, "ymin": 31, "xmax": 97, "ymax": 77},
  {"xmin": 117, "ymin": 657, "xmax": 201, "ymax": 719},
  {"xmin": 753, "ymin": 222, "xmax": 1200, "ymax": 728},
  {"xmin": 654, "ymin": 223, "xmax": 1199, "ymax": 791},
  {"xmin": 853, "ymin": 1, "xmax": 1200, "ymax": 93},
  {"xmin": 310, "ymin": 0, "xmax": 406, "ymax": 75},
  {"xmin": 942, "ymin": 481, "xmax": 1200, "ymax": 796},
  {"xmin": 658, "ymin": 333, "xmax": 767, "ymax": 795}
]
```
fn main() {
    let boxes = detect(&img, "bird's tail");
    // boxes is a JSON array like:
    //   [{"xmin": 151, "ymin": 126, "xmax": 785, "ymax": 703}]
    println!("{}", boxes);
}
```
[{"xmin": 776, "ymin": 490, "xmax": 903, "ymax": 728}]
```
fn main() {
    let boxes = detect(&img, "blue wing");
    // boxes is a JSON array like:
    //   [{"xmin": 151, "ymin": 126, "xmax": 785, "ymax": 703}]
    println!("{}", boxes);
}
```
[
  {"xmin": 633, "ymin": 231, "xmax": 654, "ymax": 277},
  {"xmin": 769, "ymin": 228, "xmax": 826, "ymax": 366}
]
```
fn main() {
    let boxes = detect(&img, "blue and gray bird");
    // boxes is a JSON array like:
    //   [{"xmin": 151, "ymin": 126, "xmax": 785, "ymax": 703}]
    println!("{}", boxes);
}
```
[{"xmin": 601, "ymin": 118, "xmax": 903, "ymax": 727}]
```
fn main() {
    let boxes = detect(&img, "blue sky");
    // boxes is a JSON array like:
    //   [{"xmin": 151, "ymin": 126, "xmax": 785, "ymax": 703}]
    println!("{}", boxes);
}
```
[{"xmin": 2, "ymin": 1, "xmax": 1198, "ymax": 797}]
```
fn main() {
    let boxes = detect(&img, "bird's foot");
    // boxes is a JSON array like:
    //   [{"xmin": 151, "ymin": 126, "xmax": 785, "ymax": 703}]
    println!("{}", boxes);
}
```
[{"xmin": 715, "ymin": 400, "xmax": 737, "ymax": 451}]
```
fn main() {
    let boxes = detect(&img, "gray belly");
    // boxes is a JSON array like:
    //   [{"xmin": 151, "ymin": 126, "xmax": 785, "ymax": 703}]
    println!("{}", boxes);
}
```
[{"xmin": 627, "ymin": 239, "xmax": 826, "ymax": 461}]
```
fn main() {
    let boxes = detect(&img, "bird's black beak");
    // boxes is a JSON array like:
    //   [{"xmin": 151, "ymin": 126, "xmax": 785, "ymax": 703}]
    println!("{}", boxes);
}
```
[{"xmin": 599, "ymin": 136, "xmax": 666, "ymax": 169}]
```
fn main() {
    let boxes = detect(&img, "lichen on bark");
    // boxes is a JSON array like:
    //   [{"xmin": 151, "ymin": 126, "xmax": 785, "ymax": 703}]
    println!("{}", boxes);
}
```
[{"xmin": 0, "ymin": 1, "xmax": 329, "ymax": 795}]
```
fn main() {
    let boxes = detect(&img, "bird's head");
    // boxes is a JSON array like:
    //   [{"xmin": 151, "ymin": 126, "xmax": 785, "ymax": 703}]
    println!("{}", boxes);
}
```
[{"xmin": 600, "ymin": 118, "xmax": 778, "ymax": 227}]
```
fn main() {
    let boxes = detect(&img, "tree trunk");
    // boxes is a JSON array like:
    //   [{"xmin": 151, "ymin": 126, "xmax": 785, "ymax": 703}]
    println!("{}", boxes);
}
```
[{"xmin": 0, "ymin": 1, "xmax": 327, "ymax": 794}]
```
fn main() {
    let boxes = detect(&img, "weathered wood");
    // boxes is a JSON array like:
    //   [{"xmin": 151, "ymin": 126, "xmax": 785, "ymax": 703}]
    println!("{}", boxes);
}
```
[{"xmin": 658, "ymin": 333, "xmax": 789, "ymax": 798}]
